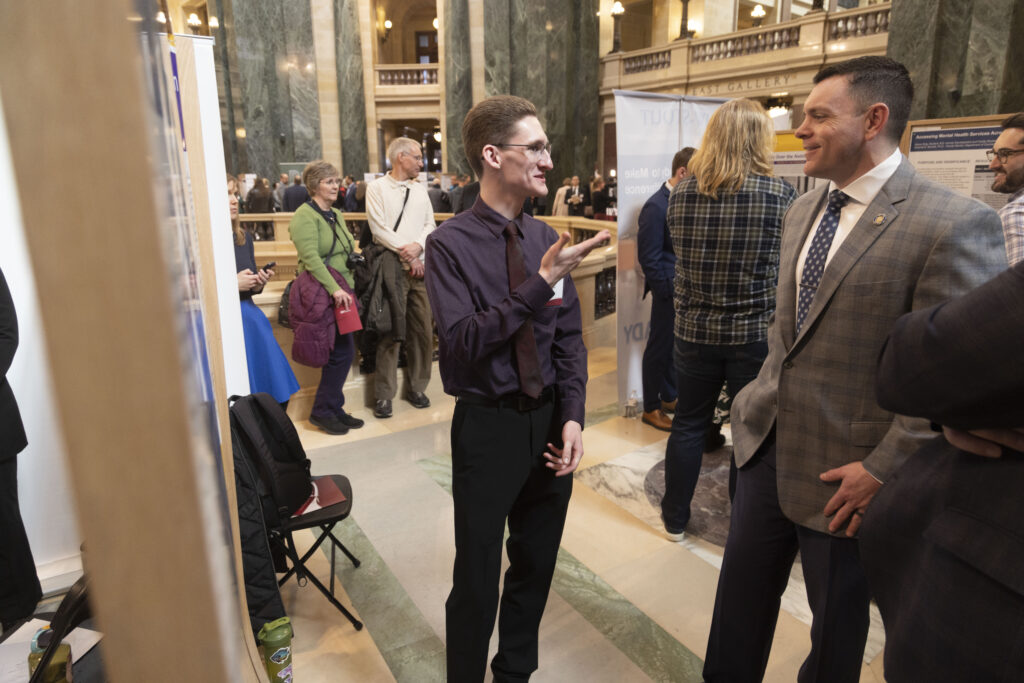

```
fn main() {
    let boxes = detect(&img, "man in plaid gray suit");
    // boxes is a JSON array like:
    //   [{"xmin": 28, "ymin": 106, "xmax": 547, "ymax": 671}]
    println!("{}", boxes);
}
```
[{"xmin": 703, "ymin": 56, "xmax": 1006, "ymax": 682}]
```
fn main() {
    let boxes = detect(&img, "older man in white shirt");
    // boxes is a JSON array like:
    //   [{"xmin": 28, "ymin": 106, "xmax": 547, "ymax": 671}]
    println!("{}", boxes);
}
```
[{"xmin": 365, "ymin": 137, "xmax": 437, "ymax": 418}]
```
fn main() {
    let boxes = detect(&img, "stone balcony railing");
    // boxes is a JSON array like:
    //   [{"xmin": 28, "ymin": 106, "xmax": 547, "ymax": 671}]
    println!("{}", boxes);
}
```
[
  {"xmin": 691, "ymin": 24, "xmax": 802, "ymax": 63},
  {"xmin": 600, "ymin": 2, "xmax": 891, "ymax": 96},
  {"xmin": 376, "ymin": 63, "xmax": 439, "ymax": 86},
  {"xmin": 827, "ymin": 5, "xmax": 891, "ymax": 40}
]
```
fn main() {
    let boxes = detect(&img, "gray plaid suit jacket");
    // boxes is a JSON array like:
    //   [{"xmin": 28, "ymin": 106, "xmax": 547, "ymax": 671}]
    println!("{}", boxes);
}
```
[{"xmin": 730, "ymin": 157, "xmax": 1007, "ymax": 534}]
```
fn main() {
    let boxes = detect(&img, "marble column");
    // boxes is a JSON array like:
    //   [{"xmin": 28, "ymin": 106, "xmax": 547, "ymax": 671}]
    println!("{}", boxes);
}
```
[
  {"xmin": 335, "ymin": 0, "xmax": 369, "ymax": 176},
  {"xmin": 210, "ymin": 0, "xmax": 247, "ymax": 175},
  {"xmin": 226, "ymin": 0, "xmax": 322, "ymax": 180},
  {"xmin": 483, "ymin": 0, "xmax": 511, "ymax": 97},
  {"xmin": 889, "ymin": 0, "xmax": 1024, "ymax": 119},
  {"xmin": 445, "ymin": 0, "xmax": 474, "ymax": 176},
  {"xmin": 483, "ymin": 0, "xmax": 599, "ymax": 192}
]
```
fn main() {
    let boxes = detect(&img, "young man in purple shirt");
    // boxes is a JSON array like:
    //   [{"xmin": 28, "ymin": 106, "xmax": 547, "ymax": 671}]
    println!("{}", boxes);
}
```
[{"xmin": 424, "ymin": 96, "xmax": 609, "ymax": 683}]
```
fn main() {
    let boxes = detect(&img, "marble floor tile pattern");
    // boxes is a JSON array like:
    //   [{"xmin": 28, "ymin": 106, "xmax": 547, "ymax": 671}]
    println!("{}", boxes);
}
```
[{"xmin": 281, "ymin": 348, "xmax": 887, "ymax": 682}]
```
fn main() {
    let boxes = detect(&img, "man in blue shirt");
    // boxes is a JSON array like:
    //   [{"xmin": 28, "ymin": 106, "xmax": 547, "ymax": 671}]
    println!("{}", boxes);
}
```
[{"xmin": 637, "ymin": 147, "xmax": 694, "ymax": 431}]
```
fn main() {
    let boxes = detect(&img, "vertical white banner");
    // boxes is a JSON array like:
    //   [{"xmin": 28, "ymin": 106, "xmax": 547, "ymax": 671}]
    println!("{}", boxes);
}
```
[{"xmin": 613, "ymin": 91, "xmax": 725, "ymax": 413}]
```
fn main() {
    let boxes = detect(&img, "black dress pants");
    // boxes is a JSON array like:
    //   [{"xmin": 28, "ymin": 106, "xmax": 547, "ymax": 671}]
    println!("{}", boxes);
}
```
[
  {"xmin": 704, "ymin": 435, "xmax": 870, "ymax": 683},
  {"xmin": 0, "ymin": 455, "xmax": 41, "ymax": 628},
  {"xmin": 445, "ymin": 397, "xmax": 572, "ymax": 683}
]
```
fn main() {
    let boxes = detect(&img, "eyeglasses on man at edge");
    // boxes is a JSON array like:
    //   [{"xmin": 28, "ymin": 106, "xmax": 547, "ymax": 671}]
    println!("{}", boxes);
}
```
[
  {"xmin": 986, "ymin": 148, "xmax": 1024, "ymax": 164},
  {"xmin": 496, "ymin": 142, "xmax": 553, "ymax": 158}
]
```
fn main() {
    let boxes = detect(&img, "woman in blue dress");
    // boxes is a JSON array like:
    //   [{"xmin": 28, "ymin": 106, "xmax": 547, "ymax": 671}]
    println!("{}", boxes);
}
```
[{"xmin": 230, "ymin": 177, "xmax": 299, "ymax": 407}]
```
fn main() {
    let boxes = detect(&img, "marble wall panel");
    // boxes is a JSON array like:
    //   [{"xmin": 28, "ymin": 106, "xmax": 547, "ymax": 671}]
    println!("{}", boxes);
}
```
[
  {"xmin": 543, "ymin": 0, "xmax": 571, "ymax": 184},
  {"xmin": 484, "ymin": 0, "xmax": 511, "ymax": 97},
  {"xmin": 890, "ymin": 0, "xmax": 1024, "ymax": 119},
  {"xmin": 572, "ymin": 2, "xmax": 600, "ymax": 180},
  {"xmin": 336, "ymin": 0, "xmax": 370, "ymax": 176},
  {"xmin": 227, "ymin": 0, "xmax": 321, "ymax": 181},
  {"xmin": 283, "ymin": 0, "xmax": 321, "ymax": 166},
  {"xmin": 486, "ymin": 0, "xmax": 600, "ymax": 195},
  {"xmin": 445, "ymin": 0, "xmax": 474, "ymax": 176}
]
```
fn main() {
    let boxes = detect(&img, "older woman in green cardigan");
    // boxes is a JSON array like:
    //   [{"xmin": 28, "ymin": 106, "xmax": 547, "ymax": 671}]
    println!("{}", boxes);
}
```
[{"xmin": 289, "ymin": 160, "xmax": 363, "ymax": 435}]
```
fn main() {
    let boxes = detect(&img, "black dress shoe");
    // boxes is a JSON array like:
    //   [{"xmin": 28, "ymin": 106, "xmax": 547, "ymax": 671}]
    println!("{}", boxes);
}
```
[
  {"xmin": 374, "ymin": 399, "xmax": 393, "ymax": 418},
  {"xmin": 338, "ymin": 410, "xmax": 364, "ymax": 429},
  {"xmin": 310, "ymin": 414, "xmax": 349, "ymax": 435},
  {"xmin": 407, "ymin": 391, "xmax": 431, "ymax": 409}
]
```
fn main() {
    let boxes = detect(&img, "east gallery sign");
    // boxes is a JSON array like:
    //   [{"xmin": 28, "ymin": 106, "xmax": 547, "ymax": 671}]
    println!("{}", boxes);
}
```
[{"xmin": 689, "ymin": 73, "xmax": 796, "ymax": 97}]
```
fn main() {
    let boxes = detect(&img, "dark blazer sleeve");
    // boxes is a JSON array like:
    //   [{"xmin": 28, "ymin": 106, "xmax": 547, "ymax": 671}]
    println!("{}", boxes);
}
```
[
  {"xmin": 0, "ymin": 267, "xmax": 27, "ymax": 458},
  {"xmin": 0, "ymin": 268, "xmax": 17, "ymax": 378},
  {"xmin": 876, "ymin": 263, "xmax": 1024, "ymax": 430},
  {"xmin": 636, "ymin": 199, "xmax": 663, "ymax": 276}
]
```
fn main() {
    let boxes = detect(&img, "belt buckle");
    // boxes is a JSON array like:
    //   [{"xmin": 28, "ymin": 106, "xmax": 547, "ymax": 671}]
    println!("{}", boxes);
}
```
[{"xmin": 514, "ymin": 395, "xmax": 533, "ymax": 412}]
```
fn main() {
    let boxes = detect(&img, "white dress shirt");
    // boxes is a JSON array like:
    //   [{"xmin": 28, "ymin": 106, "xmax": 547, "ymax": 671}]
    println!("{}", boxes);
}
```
[{"xmin": 795, "ymin": 147, "xmax": 903, "ymax": 311}]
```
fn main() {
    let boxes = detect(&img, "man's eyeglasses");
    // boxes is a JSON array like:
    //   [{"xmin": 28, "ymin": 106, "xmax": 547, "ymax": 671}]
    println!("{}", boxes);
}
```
[
  {"xmin": 986, "ymin": 148, "xmax": 1024, "ymax": 164},
  {"xmin": 496, "ymin": 142, "xmax": 553, "ymax": 159}
]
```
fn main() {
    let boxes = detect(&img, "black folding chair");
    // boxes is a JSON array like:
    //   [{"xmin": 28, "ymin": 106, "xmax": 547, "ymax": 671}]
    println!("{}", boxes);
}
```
[
  {"xmin": 229, "ymin": 393, "xmax": 363, "ymax": 631},
  {"xmin": 273, "ymin": 474, "xmax": 363, "ymax": 630}
]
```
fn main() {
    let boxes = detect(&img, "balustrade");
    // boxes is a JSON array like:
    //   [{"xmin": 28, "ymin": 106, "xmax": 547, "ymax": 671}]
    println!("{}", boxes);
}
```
[
  {"xmin": 623, "ymin": 50, "xmax": 672, "ymax": 75},
  {"xmin": 376, "ymin": 65, "xmax": 438, "ymax": 86},
  {"xmin": 692, "ymin": 26, "xmax": 801, "ymax": 63},
  {"xmin": 827, "ymin": 6, "xmax": 891, "ymax": 40}
]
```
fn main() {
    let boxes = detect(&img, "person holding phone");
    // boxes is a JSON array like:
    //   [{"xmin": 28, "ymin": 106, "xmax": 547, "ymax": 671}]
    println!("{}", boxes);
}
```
[
  {"xmin": 288, "ymin": 161, "xmax": 363, "ymax": 435},
  {"xmin": 231, "ymin": 176, "xmax": 299, "ymax": 409}
]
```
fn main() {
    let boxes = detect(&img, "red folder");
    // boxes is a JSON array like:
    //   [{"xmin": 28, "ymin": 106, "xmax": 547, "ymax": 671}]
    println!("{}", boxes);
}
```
[
  {"xmin": 292, "ymin": 476, "xmax": 348, "ymax": 517},
  {"xmin": 335, "ymin": 302, "xmax": 363, "ymax": 335}
]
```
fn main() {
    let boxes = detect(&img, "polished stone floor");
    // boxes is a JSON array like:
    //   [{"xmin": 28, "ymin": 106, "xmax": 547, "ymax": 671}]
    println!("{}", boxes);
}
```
[{"xmin": 282, "ymin": 346, "xmax": 887, "ymax": 682}]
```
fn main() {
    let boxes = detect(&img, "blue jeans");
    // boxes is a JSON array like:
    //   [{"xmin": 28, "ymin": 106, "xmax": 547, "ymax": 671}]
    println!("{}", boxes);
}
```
[{"xmin": 661, "ymin": 338, "xmax": 768, "ymax": 530}]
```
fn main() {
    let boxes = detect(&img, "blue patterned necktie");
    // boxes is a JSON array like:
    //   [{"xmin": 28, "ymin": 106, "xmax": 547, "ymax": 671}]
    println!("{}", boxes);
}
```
[{"xmin": 797, "ymin": 189, "xmax": 850, "ymax": 332}]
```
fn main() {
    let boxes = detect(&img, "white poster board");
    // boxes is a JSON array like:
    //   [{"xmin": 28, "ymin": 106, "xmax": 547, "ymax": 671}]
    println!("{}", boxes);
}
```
[
  {"xmin": 613, "ymin": 91, "xmax": 725, "ymax": 414},
  {"xmin": 906, "ymin": 125, "xmax": 1007, "ymax": 211}
]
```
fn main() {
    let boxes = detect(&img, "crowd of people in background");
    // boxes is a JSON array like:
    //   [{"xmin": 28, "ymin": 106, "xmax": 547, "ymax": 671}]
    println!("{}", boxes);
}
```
[{"xmin": 230, "ymin": 165, "xmax": 614, "ymax": 236}]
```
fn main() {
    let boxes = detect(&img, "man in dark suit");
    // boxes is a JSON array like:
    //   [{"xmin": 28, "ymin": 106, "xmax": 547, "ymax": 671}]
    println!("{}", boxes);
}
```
[
  {"xmin": 282, "ymin": 174, "xmax": 309, "ymax": 212},
  {"xmin": 564, "ymin": 175, "xmax": 589, "ymax": 216},
  {"xmin": 860, "ymin": 262, "xmax": 1024, "ymax": 683},
  {"xmin": 637, "ymin": 147, "xmax": 694, "ymax": 431},
  {"xmin": 0, "ymin": 267, "xmax": 41, "ymax": 633},
  {"xmin": 704, "ymin": 56, "xmax": 1006, "ymax": 682}
]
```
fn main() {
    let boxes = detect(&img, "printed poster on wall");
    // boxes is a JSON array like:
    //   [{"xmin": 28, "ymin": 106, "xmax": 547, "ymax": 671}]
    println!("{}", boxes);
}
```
[
  {"xmin": 906, "ymin": 126, "xmax": 1007, "ymax": 211},
  {"xmin": 613, "ymin": 91, "xmax": 725, "ymax": 414}
]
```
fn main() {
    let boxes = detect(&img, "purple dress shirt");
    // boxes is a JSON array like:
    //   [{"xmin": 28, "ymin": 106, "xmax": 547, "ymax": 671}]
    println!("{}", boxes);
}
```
[{"xmin": 425, "ymin": 198, "xmax": 588, "ymax": 428}]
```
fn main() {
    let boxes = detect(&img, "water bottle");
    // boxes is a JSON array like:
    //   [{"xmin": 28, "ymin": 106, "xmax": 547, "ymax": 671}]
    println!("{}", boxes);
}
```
[
  {"xmin": 257, "ymin": 617, "xmax": 294, "ymax": 682},
  {"xmin": 27, "ymin": 628, "xmax": 72, "ymax": 682}
]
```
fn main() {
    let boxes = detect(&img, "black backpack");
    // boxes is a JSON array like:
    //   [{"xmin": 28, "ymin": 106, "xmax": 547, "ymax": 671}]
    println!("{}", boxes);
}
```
[{"xmin": 229, "ymin": 393, "xmax": 312, "ymax": 521}]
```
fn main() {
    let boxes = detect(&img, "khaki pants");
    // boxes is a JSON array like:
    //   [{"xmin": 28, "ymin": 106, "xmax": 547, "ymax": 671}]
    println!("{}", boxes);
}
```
[{"xmin": 374, "ymin": 275, "xmax": 432, "ymax": 400}]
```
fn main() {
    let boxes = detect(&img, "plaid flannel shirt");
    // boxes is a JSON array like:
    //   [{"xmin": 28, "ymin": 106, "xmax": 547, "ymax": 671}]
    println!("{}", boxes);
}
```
[
  {"xmin": 999, "ymin": 188, "xmax": 1024, "ymax": 266},
  {"xmin": 668, "ymin": 173, "xmax": 797, "ymax": 345}
]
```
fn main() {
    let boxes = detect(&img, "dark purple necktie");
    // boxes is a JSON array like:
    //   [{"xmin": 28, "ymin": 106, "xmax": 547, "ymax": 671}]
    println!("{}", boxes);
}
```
[{"xmin": 504, "ymin": 222, "xmax": 544, "ymax": 398}]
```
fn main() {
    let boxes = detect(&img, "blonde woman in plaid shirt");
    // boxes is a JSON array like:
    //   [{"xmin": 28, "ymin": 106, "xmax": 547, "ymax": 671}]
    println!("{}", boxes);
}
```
[{"xmin": 660, "ymin": 98, "xmax": 796, "ymax": 540}]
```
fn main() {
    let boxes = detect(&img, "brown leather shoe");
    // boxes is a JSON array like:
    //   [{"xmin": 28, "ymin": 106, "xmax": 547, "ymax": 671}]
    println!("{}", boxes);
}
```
[
  {"xmin": 642, "ymin": 409, "xmax": 673, "ymax": 431},
  {"xmin": 661, "ymin": 399, "xmax": 677, "ymax": 414}
]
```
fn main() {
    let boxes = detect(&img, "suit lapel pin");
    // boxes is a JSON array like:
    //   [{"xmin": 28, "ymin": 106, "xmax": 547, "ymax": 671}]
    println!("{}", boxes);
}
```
[{"xmin": 873, "ymin": 214, "xmax": 886, "ymax": 225}]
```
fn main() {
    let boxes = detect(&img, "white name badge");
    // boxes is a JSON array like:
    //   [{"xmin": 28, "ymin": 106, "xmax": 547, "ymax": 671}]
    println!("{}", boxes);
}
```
[{"xmin": 546, "ymin": 278, "xmax": 564, "ymax": 306}]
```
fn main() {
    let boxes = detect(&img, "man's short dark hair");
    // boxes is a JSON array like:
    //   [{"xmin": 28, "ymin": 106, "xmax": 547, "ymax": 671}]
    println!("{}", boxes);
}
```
[
  {"xmin": 814, "ymin": 56, "xmax": 913, "ymax": 143},
  {"xmin": 672, "ymin": 147, "xmax": 696, "ymax": 176},
  {"xmin": 1001, "ymin": 113, "xmax": 1024, "ymax": 146},
  {"xmin": 462, "ymin": 96, "xmax": 539, "ymax": 178}
]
